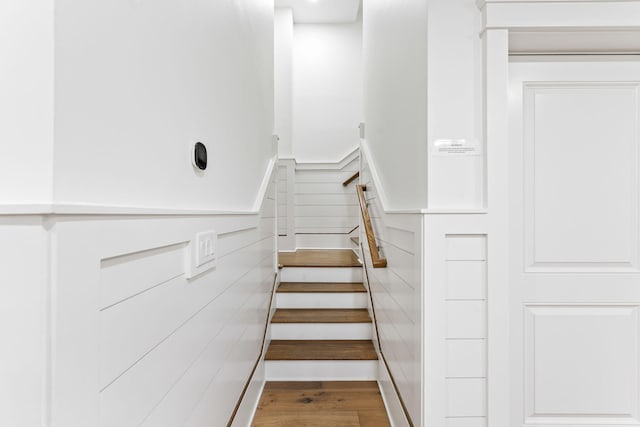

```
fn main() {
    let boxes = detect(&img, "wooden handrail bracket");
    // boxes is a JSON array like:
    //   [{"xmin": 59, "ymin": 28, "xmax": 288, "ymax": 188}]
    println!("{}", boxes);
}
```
[
  {"xmin": 342, "ymin": 171, "xmax": 360, "ymax": 187},
  {"xmin": 356, "ymin": 184, "xmax": 387, "ymax": 268}
]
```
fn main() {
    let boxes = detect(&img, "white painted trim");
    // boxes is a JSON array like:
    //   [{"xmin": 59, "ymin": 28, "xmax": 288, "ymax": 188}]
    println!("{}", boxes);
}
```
[
  {"xmin": 482, "ymin": 1, "xmax": 640, "ymax": 31},
  {"xmin": 233, "ymin": 272, "xmax": 280, "ymax": 426},
  {"xmin": 277, "ymin": 158, "xmax": 296, "ymax": 251},
  {"xmin": 270, "ymin": 323, "xmax": 373, "ymax": 340},
  {"xmin": 293, "ymin": 146, "xmax": 360, "ymax": 170},
  {"xmin": 377, "ymin": 359, "xmax": 411, "ymax": 427},
  {"xmin": 230, "ymin": 360, "xmax": 266, "ymax": 427},
  {"xmin": 483, "ymin": 27, "xmax": 511, "ymax": 427},
  {"xmin": 0, "ymin": 156, "xmax": 278, "ymax": 216},
  {"xmin": 420, "ymin": 208, "xmax": 489, "ymax": 215},
  {"xmin": 265, "ymin": 360, "xmax": 378, "ymax": 381},
  {"xmin": 252, "ymin": 156, "xmax": 278, "ymax": 212},
  {"xmin": 280, "ymin": 266, "xmax": 363, "ymax": 283},
  {"xmin": 276, "ymin": 292, "xmax": 368, "ymax": 309},
  {"xmin": 478, "ymin": 0, "xmax": 640, "ymax": 6},
  {"xmin": 0, "ymin": 203, "xmax": 256, "ymax": 216}
]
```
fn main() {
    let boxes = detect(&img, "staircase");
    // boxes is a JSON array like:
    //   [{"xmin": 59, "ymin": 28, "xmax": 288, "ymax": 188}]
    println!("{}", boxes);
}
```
[
  {"xmin": 252, "ymin": 249, "xmax": 390, "ymax": 426},
  {"xmin": 265, "ymin": 249, "xmax": 378, "ymax": 380}
]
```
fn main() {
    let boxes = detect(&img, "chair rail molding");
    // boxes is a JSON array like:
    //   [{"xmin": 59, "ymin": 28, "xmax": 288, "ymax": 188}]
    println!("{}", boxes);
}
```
[{"xmin": 290, "ymin": 146, "xmax": 360, "ymax": 170}]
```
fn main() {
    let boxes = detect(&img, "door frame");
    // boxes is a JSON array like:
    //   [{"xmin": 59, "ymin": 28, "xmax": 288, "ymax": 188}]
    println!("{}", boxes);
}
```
[{"xmin": 477, "ymin": 2, "xmax": 640, "ymax": 426}]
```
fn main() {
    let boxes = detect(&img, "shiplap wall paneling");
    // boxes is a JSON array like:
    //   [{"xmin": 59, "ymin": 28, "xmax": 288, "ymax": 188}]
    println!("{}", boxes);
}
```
[
  {"xmin": 278, "ymin": 165, "xmax": 287, "ymax": 236},
  {"xmin": 0, "ymin": 218, "xmax": 48, "ymax": 426},
  {"xmin": 51, "ymin": 175, "xmax": 277, "ymax": 427},
  {"xmin": 294, "ymin": 156, "xmax": 359, "ymax": 249},
  {"xmin": 278, "ymin": 159, "xmax": 296, "ymax": 251},
  {"xmin": 360, "ymin": 153, "xmax": 423, "ymax": 426},
  {"xmin": 445, "ymin": 234, "xmax": 487, "ymax": 427}
]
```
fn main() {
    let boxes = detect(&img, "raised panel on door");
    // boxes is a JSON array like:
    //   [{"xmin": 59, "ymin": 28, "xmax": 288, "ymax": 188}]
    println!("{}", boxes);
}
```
[{"xmin": 509, "ymin": 56, "xmax": 640, "ymax": 427}]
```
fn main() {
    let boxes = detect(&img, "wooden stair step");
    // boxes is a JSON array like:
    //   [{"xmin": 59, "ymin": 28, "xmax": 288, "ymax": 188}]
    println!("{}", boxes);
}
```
[
  {"xmin": 279, "ymin": 250, "xmax": 361, "ymax": 268},
  {"xmin": 272, "ymin": 309, "xmax": 371, "ymax": 324},
  {"xmin": 277, "ymin": 282, "xmax": 366, "ymax": 293},
  {"xmin": 265, "ymin": 340, "xmax": 378, "ymax": 361},
  {"xmin": 252, "ymin": 411, "xmax": 360, "ymax": 427},
  {"xmin": 253, "ymin": 381, "xmax": 390, "ymax": 427}
]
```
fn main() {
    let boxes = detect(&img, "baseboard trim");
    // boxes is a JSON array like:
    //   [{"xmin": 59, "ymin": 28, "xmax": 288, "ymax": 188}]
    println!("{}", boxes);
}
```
[
  {"xmin": 229, "ymin": 359, "xmax": 267, "ymax": 427},
  {"xmin": 377, "ymin": 360, "xmax": 410, "ymax": 427},
  {"xmin": 227, "ymin": 272, "xmax": 279, "ymax": 427},
  {"xmin": 377, "ymin": 351, "xmax": 412, "ymax": 427}
]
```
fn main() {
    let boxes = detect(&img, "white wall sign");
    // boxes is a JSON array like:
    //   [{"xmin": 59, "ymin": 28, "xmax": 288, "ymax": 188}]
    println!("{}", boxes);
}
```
[{"xmin": 432, "ymin": 139, "xmax": 482, "ymax": 156}]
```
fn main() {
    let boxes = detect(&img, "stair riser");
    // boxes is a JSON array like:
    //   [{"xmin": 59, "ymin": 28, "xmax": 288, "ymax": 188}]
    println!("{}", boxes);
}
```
[
  {"xmin": 280, "ymin": 267, "xmax": 362, "ymax": 283},
  {"xmin": 276, "ymin": 293, "xmax": 368, "ymax": 309},
  {"xmin": 265, "ymin": 360, "xmax": 378, "ymax": 381},
  {"xmin": 271, "ymin": 323, "xmax": 373, "ymax": 340}
]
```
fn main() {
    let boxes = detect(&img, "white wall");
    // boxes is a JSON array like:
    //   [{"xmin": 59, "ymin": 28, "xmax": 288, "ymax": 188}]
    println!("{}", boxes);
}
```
[
  {"xmin": 292, "ymin": 19, "xmax": 362, "ymax": 162},
  {"xmin": 275, "ymin": 8, "xmax": 294, "ymax": 157},
  {"xmin": 363, "ymin": 0, "xmax": 428, "ymax": 209},
  {"xmin": 363, "ymin": 0, "xmax": 483, "ymax": 210},
  {"xmin": 0, "ymin": 1, "xmax": 54, "ymax": 204},
  {"xmin": 427, "ymin": 0, "xmax": 484, "ymax": 209},
  {"xmin": 53, "ymin": 0, "xmax": 274, "ymax": 210}
]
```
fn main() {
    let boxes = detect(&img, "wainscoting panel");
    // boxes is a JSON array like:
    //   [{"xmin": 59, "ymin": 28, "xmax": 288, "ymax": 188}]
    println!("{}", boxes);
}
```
[
  {"xmin": 49, "ymin": 173, "xmax": 277, "ymax": 427},
  {"xmin": 278, "ymin": 152, "xmax": 360, "ymax": 250},
  {"xmin": 360, "ymin": 154, "xmax": 423, "ymax": 426},
  {"xmin": 278, "ymin": 160, "xmax": 295, "ymax": 251},
  {"xmin": 423, "ymin": 215, "xmax": 488, "ymax": 427}
]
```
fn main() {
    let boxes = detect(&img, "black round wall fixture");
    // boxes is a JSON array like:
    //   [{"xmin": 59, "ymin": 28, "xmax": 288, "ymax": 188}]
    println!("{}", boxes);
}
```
[{"xmin": 193, "ymin": 142, "xmax": 207, "ymax": 171}]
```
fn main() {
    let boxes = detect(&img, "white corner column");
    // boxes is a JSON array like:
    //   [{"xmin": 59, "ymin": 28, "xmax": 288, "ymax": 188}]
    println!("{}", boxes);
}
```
[{"xmin": 482, "ymin": 26, "xmax": 510, "ymax": 427}]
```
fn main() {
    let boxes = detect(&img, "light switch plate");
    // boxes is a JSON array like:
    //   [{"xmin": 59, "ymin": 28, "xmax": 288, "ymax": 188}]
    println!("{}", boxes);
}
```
[
  {"xmin": 186, "ymin": 230, "xmax": 217, "ymax": 279},
  {"xmin": 196, "ymin": 231, "xmax": 216, "ymax": 267}
]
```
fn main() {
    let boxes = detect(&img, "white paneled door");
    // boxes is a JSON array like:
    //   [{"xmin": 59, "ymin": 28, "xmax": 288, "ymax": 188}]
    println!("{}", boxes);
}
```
[{"xmin": 509, "ymin": 57, "xmax": 640, "ymax": 427}]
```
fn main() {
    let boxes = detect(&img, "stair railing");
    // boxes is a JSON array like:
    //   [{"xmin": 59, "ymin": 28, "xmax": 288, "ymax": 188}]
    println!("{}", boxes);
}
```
[
  {"xmin": 356, "ymin": 184, "xmax": 387, "ymax": 268},
  {"xmin": 342, "ymin": 171, "xmax": 360, "ymax": 187}
]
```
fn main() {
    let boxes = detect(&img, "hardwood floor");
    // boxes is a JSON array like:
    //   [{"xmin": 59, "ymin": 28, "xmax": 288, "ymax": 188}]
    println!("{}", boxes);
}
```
[
  {"xmin": 279, "ymin": 250, "xmax": 361, "ymax": 267},
  {"xmin": 265, "ymin": 340, "xmax": 378, "ymax": 361},
  {"xmin": 271, "ymin": 309, "xmax": 371, "ymax": 323},
  {"xmin": 252, "ymin": 381, "xmax": 391, "ymax": 427}
]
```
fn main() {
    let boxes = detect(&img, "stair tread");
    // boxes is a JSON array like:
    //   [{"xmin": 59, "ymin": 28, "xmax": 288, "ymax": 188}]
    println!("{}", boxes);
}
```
[
  {"xmin": 279, "ymin": 250, "xmax": 361, "ymax": 268},
  {"xmin": 265, "ymin": 340, "xmax": 378, "ymax": 361},
  {"xmin": 350, "ymin": 237, "xmax": 360, "ymax": 245},
  {"xmin": 253, "ymin": 382, "xmax": 390, "ymax": 427},
  {"xmin": 278, "ymin": 282, "xmax": 366, "ymax": 293},
  {"xmin": 272, "ymin": 309, "xmax": 371, "ymax": 324}
]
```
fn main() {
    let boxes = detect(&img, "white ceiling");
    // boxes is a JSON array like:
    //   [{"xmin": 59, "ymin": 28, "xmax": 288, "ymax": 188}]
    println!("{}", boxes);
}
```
[{"xmin": 275, "ymin": 0, "xmax": 361, "ymax": 24}]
